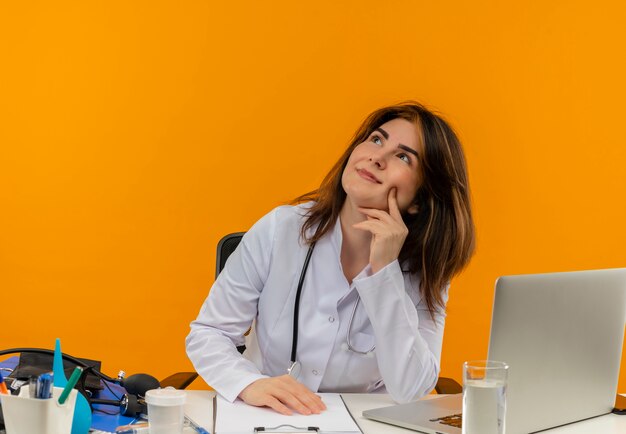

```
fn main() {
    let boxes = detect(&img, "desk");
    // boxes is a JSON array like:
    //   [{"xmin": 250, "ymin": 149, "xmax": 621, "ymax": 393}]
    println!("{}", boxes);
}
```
[{"xmin": 184, "ymin": 391, "xmax": 626, "ymax": 434}]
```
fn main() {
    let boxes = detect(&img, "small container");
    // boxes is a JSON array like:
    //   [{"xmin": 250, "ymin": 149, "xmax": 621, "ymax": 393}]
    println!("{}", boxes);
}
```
[
  {"xmin": 0, "ymin": 385, "xmax": 77, "ymax": 434},
  {"xmin": 145, "ymin": 388, "xmax": 186, "ymax": 434}
]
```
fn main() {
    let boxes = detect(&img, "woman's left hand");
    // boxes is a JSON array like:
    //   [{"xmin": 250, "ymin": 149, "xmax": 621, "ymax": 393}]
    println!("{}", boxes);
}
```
[{"xmin": 353, "ymin": 188, "xmax": 409, "ymax": 274}]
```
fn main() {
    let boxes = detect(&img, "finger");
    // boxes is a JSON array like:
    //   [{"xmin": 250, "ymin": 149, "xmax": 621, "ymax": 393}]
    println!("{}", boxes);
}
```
[
  {"xmin": 281, "ymin": 376, "xmax": 327, "ymax": 413},
  {"xmin": 388, "ymin": 188, "xmax": 403, "ymax": 220},
  {"xmin": 358, "ymin": 207, "xmax": 394, "ymax": 222},
  {"xmin": 281, "ymin": 378, "xmax": 326, "ymax": 413},
  {"xmin": 273, "ymin": 389, "xmax": 313, "ymax": 415},
  {"xmin": 317, "ymin": 395, "xmax": 328, "ymax": 411},
  {"xmin": 263, "ymin": 395, "xmax": 293, "ymax": 416},
  {"xmin": 292, "ymin": 393, "xmax": 322, "ymax": 414},
  {"xmin": 352, "ymin": 220, "xmax": 385, "ymax": 234},
  {"xmin": 294, "ymin": 389, "xmax": 326, "ymax": 413}
]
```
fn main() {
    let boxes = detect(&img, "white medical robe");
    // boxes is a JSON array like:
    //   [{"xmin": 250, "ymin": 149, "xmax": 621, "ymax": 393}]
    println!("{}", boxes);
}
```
[{"xmin": 186, "ymin": 203, "xmax": 447, "ymax": 403}]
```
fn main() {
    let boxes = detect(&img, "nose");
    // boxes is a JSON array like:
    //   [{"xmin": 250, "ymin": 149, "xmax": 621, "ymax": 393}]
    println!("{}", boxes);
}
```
[{"xmin": 368, "ymin": 149, "xmax": 387, "ymax": 169}]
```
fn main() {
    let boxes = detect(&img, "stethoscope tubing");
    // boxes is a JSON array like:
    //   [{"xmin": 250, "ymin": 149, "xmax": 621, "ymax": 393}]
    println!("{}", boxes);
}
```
[
  {"xmin": 289, "ymin": 242, "xmax": 375, "ymax": 376},
  {"xmin": 345, "ymin": 297, "xmax": 376, "ymax": 355},
  {"xmin": 290, "ymin": 242, "xmax": 316, "ymax": 365}
]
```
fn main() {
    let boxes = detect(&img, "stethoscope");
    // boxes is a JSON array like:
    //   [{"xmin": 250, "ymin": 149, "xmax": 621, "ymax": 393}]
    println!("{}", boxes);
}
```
[{"xmin": 287, "ymin": 242, "xmax": 376, "ymax": 379}]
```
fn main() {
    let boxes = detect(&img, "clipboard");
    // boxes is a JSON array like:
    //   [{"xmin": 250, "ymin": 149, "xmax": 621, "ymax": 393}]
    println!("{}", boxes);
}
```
[
  {"xmin": 254, "ymin": 424, "xmax": 319, "ymax": 433},
  {"xmin": 215, "ymin": 393, "xmax": 361, "ymax": 434}
]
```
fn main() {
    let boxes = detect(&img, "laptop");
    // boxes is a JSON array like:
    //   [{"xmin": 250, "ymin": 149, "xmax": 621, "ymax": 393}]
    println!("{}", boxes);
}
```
[{"xmin": 363, "ymin": 268, "xmax": 626, "ymax": 434}]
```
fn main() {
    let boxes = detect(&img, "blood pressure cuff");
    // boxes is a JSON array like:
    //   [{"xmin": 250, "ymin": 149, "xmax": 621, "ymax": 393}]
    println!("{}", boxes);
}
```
[{"xmin": 7, "ymin": 352, "xmax": 104, "ymax": 390}]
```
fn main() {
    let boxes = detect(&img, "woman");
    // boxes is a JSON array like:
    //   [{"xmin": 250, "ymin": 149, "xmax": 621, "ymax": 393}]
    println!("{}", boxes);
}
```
[{"xmin": 186, "ymin": 101, "xmax": 475, "ymax": 416}]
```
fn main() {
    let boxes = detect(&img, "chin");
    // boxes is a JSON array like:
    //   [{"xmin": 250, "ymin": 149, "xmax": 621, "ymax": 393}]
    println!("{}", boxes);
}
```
[
  {"xmin": 353, "ymin": 197, "xmax": 388, "ymax": 211},
  {"xmin": 343, "ymin": 183, "xmax": 386, "ymax": 210}
]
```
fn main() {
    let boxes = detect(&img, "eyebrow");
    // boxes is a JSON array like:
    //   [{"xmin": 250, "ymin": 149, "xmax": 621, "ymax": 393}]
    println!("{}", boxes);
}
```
[
  {"xmin": 375, "ymin": 127, "xmax": 389, "ymax": 139},
  {"xmin": 375, "ymin": 127, "xmax": 420, "ymax": 160},
  {"xmin": 398, "ymin": 144, "xmax": 420, "ymax": 160}
]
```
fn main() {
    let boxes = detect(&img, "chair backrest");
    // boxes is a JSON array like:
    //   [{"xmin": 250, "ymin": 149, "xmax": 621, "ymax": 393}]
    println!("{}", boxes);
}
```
[
  {"xmin": 216, "ymin": 232, "xmax": 247, "ymax": 355},
  {"xmin": 216, "ymin": 232, "xmax": 245, "ymax": 279},
  {"xmin": 213, "ymin": 232, "xmax": 462, "ymax": 394}
]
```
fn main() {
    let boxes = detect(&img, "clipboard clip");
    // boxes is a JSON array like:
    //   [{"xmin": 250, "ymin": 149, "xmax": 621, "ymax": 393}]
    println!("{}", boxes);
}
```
[{"xmin": 254, "ymin": 424, "xmax": 319, "ymax": 433}]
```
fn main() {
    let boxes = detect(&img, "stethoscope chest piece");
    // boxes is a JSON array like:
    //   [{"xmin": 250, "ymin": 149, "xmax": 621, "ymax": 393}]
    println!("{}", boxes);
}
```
[{"xmin": 287, "ymin": 361, "xmax": 302, "ymax": 379}]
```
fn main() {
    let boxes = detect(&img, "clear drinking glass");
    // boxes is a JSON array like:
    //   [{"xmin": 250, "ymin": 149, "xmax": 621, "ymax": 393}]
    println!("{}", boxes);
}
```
[{"xmin": 462, "ymin": 360, "xmax": 508, "ymax": 434}]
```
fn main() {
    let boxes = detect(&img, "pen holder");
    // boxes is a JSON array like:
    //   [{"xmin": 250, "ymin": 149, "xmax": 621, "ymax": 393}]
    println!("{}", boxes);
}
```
[{"xmin": 0, "ymin": 385, "xmax": 78, "ymax": 434}]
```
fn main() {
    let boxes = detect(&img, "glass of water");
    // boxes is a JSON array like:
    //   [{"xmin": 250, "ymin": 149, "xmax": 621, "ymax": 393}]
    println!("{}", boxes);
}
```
[{"xmin": 462, "ymin": 360, "xmax": 508, "ymax": 434}]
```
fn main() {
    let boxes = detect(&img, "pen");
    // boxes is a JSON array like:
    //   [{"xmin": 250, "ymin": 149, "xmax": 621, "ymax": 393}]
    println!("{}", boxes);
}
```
[
  {"xmin": 186, "ymin": 414, "xmax": 211, "ymax": 434},
  {"xmin": 36, "ymin": 372, "xmax": 54, "ymax": 399},
  {"xmin": 0, "ymin": 371, "xmax": 9, "ymax": 395},
  {"xmin": 29, "ymin": 376, "xmax": 38, "ymax": 398},
  {"xmin": 58, "ymin": 366, "xmax": 83, "ymax": 405},
  {"xmin": 115, "ymin": 423, "xmax": 148, "ymax": 431},
  {"xmin": 115, "ymin": 428, "xmax": 149, "ymax": 434}
]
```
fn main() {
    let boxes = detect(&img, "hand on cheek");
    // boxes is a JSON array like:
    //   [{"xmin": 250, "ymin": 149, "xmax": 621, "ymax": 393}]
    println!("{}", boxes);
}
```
[{"xmin": 352, "ymin": 188, "xmax": 409, "ymax": 273}]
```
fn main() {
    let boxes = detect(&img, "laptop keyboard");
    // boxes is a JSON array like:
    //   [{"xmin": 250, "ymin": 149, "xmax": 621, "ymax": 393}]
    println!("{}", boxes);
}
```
[{"xmin": 430, "ymin": 413, "xmax": 462, "ymax": 428}]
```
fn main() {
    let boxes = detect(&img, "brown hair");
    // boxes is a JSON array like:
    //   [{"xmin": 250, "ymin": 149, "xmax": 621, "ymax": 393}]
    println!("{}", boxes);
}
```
[{"xmin": 293, "ymin": 101, "xmax": 475, "ymax": 315}]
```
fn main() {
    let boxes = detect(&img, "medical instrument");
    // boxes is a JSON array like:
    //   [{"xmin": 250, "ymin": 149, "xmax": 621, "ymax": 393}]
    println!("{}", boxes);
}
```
[
  {"xmin": 345, "ymin": 297, "xmax": 376, "ymax": 354},
  {"xmin": 288, "ymin": 242, "xmax": 375, "ymax": 378}
]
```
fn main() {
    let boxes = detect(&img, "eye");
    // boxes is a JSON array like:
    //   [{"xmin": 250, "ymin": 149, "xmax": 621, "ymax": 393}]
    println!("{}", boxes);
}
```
[
  {"xmin": 397, "ymin": 153, "xmax": 411, "ymax": 164},
  {"xmin": 371, "ymin": 134, "xmax": 383, "ymax": 146}
]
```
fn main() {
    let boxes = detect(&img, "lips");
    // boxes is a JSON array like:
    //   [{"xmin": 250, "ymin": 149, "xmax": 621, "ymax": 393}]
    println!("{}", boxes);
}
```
[{"xmin": 357, "ymin": 168, "xmax": 382, "ymax": 184}]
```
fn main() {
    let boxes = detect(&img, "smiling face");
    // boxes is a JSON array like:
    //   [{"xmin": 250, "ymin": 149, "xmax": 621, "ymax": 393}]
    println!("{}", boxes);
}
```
[{"xmin": 341, "ymin": 117, "xmax": 423, "ymax": 213}]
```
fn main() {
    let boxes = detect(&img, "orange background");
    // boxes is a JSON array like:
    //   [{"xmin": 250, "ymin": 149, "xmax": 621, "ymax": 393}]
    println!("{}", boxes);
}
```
[{"xmin": 1, "ymin": 1, "xmax": 625, "ymax": 392}]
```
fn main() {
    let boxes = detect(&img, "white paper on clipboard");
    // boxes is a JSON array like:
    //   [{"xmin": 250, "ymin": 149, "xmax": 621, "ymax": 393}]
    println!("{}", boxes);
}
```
[{"xmin": 215, "ymin": 393, "xmax": 361, "ymax": 434}]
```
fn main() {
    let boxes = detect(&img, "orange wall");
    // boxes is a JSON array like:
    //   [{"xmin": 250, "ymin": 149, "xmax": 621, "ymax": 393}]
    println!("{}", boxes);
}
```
[{"xmin": 1, "ymin": 1, "xmax": 625, "ymax": 391}]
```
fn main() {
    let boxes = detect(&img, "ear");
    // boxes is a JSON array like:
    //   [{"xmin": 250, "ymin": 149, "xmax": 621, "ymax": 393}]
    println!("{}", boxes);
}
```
[{"xmin": 407, "ymin": 203, "xmax": 419, "ymax": 215}]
